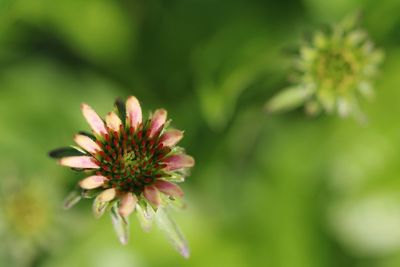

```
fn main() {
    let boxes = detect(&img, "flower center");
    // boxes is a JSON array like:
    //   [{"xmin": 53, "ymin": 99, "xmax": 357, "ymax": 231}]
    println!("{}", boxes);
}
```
[
  {"xmin": 315, "ymin": 49, "xmax": 357, "ymax": 91},
  {"xmin": 5, "ymin": 190, "xmax": 49, "ymax": 237},
  {"xmin": 94, "ymin": 120, "xmax": 170, "ymax": 194}
]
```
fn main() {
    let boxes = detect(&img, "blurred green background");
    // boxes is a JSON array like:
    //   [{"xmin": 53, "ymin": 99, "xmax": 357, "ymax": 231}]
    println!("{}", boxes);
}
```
[{"xmin": 0, "ymin": 0, "xmax": 400, "ymax": 266}]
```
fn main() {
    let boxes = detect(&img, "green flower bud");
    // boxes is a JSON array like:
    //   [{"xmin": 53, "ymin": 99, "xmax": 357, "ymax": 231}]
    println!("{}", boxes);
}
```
[{"xmin": 266, "ymin": 14, "xmax": 384, "ymax": 119}]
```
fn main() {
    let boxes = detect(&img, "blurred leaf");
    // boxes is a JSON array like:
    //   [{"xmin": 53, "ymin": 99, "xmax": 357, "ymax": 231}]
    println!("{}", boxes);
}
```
[
  {"xmin": 14, "ymin": 0, "xmax": 137, "ymax": 64},
  {"xmin": 193, "ymin": 20, "xmax": 282, "ymax": 130},
  {"xmin": 63, "ymin": 189, "xmax": 82, "ymax": 210}
]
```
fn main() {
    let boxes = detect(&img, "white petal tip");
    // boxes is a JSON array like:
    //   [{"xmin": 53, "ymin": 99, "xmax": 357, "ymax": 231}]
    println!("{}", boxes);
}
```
[
  {"xmin": 164, "ymin": 155, "xmax": 195, "ymax": 171},
  {"xmin": 126, "ymin": 96, "xmax": 142, "ymax": 128},
  {"xmin": 98, "ymin": 188, "xmax": 116, "ymax": 202},
  {"xmin": 81, "ymin": 102, "xmax": 107, "ymax": 135},
  {"xmin": 149, "ymin": 109, "xmax": 168, "ymax": 137},
  {"xmin": 154, "ymin": 180, "xmax": 184, "ymax": 198},
  {"xmin": 160, "ymin": 130, "xmax": 184, "ymax": 147},
  {"xmin": 105, "ymin": 112, "xmax": 122, "ymax": 132},
  {"xmin": 118, "ymin": 193, "xmax": 138, "ymax": 218},
  {"xmin": 59, "ymin": 156, "xmax": 99, "ymax": 169},
  {"xmin": 79, "ymin": 175, "xmax": 107, "ymax": 189},
  {"xmin": 74, "ymin": 134, "xmax": 100, "ymax": 154},
  {"xmin": 144, "ymin": 186, "xmax": 161, "ymax": 207}
]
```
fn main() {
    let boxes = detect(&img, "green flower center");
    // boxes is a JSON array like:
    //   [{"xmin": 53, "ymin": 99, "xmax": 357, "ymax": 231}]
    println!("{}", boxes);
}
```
[
  {"xmin": 315, "ymin": 49, "xmax": 357, "ymax": 92},
  {"xmin": 5, "ymin": 191, "xmax": 49, "ymax": 237}
]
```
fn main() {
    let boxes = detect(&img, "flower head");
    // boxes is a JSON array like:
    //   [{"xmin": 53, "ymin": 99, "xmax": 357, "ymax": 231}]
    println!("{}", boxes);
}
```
[
  {"xmin": 0, "ymin": 177, "xmax": 59, "ymax": 267},
  {"xmin": 50, "ymin": 96, "xmax": 194, "ymax": 258},
  {"xmin": 265, "ymin": 14, "xmax": 384, "ymax": 120}
]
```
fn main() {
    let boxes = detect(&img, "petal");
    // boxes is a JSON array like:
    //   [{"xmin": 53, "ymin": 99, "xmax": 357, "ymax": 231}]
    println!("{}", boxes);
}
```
[
  {"xmin": 144, "ymin": 186, "xmax": 161, "ymax": 207},
  {"xmin": 59, "ymin": 156, "xmax": 99, "ymax": 169},
  {"xmin": 105, "ymin": 112, "xmax": 122, "ymax": 132},
  {"xmin": 264, "ymin": 86, "xmax": 314, "ymax": 113},
  {"xmin": 125, "ymin": 96, "xmax": 142, "ymax": 128},
  {"xmin": 149, "ymin": 109, "xmax": 167, "ymax": 138},
  {"xmin": 119, "ymin": 193, "xmax": 138, "ymax": 218},
  {"xmin": 74, "ymin": 134, "xmax": 101, "ymax": 154},
  {"xmin": 159, "ymin": 129, "xmax": 183, "ymax": 147},
  {"xmin": 163, "ymin": 154, "xmax": 195, "ymax": 171},
  {"xmin": 155, "ymin": 207, "xmax": 190, "ymax": 258},
  {"xmin": 81, "ymin": 103, "xmax": 107, "ymax": 136},
  {"xmin": 79, "ymin": 175, "xmax": 108, "ymax": 189},
  {"xmin": 98, "ymin": 188, "xmax": 116, "ymax": 202},
  {"xmin": 154, "ymin": 180, "xmax": 184, "ymax": 197}
]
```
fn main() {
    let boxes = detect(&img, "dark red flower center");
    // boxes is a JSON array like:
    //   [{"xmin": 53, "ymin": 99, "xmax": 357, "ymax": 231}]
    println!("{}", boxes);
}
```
[{"xmin": 94, "ymin": 119, "xmax": 170, "ymax": 194}]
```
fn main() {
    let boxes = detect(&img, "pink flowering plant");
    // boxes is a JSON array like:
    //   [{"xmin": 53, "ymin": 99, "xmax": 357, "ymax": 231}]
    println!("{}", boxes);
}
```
[{"xmin": 50, "ymin": 96, "xmax": 194, "ymax": 258}]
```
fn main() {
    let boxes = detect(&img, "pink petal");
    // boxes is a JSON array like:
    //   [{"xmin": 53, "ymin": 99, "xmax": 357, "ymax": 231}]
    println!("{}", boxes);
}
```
[
  {"xmin": 81, "ymin": 103, "xmax": 107, "ymax": 136},
  {"xmin": 119, "ymin": 193, "xmax": 138, "ymax": 218},
  {"xmin": 125, "ymin": 96, "xmax": 142, "ymax": 128},
  {"xmin": 59, "ymin": 156, "xmax": 99, "ymax": 169},
  {"xmin": 105, "ymin": 112, "xmax": 122, "ymax": 132},
  {"xmin": 74, "ymin": 134, "xmax": 101, "ymax": 154},
  {"xmin": 79, "ymin": 175, "xmax": 108, "ymax": 189},
  {"xmin": 149, "ymin": 109, "xmax": 167, "ymax": 138},
  {"xmin": 144, "ymin": 186, "xmax": 161, "ymax": 207},
  {"xmin": 154, "ymin": 180, "xmax": 184, "ymax": 197},
  {"xmin": 98, "ymin": 188, "xmax": 116, "ymax": 202},
  {"xmin": 163, "ymin": 154, "xmax": 195, "ymax": 171},
  {"xmin": 159, "ymin": 129, "xmax": 183, "ymax": 147}
]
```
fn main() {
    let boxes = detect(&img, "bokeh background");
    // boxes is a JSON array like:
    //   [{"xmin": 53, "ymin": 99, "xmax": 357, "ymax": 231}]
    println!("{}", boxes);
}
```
[{"xmin": 0, "ymin": 0, "xmax": 400, "ymax": 266}]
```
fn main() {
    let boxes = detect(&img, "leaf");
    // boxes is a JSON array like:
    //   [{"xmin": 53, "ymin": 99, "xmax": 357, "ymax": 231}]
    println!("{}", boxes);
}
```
[
  {"xmin": 155, "ymin": 207, "xmax": 190, "ymax": 258},
  {"xmin": 265, "ymin": 85, "xmax": 314, "ymax": 113},
  {"xmin": 48, "ymin": 146, "xmax": 86, "ymax": 159},
  {"xmin": 110, "ymin": 204, "xmax": 129, "ymax": 245},
  {"xmin": 167, "ymin": 173, "xmax": 185, "ymax": 183},
  {"xmin": 82, "ymin": 188, "xmax": 103, "ymax": 199},
  {"xmin": 136, "ymin": 201, "xmax": 154, "ymax": 232},
  {"xmin": 78, "ymin": 131, "xmax": 96, "ymax": 141},
  {"xmin": 193, "ymin": 28, "xmax": 278, "ymax": 131},
  {"xmin": 63, "ymin": 189, "xmax": 82, "ymax": 210},
  {"xmin": 115, "ymin": 97, "xmax": 126, "ymax": 126}
]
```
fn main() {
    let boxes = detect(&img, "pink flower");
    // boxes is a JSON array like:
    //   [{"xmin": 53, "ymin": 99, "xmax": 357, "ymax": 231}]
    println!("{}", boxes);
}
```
[{"xmin": 50, "ymin": 96, "xmax": 194, "ymax": 257}]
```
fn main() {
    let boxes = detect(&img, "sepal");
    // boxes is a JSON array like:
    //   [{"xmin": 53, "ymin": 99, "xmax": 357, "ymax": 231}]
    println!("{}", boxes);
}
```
[{"xmin": 111, "ymin": 204, "xmax": 129, "ymax": 245}]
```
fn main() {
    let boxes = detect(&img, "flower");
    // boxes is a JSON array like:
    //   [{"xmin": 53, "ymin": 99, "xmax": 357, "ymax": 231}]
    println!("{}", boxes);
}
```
[
  {"xmin": 265, "ymin": 14, "xmax": 384, "ymax": 120},
  {"xmin": 50, "ymin": 96, "xmax": 194, "ymax": 258},
  {"xmin": 0, "ymin": 177, "xmax": 60, "ymax": 267}
]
